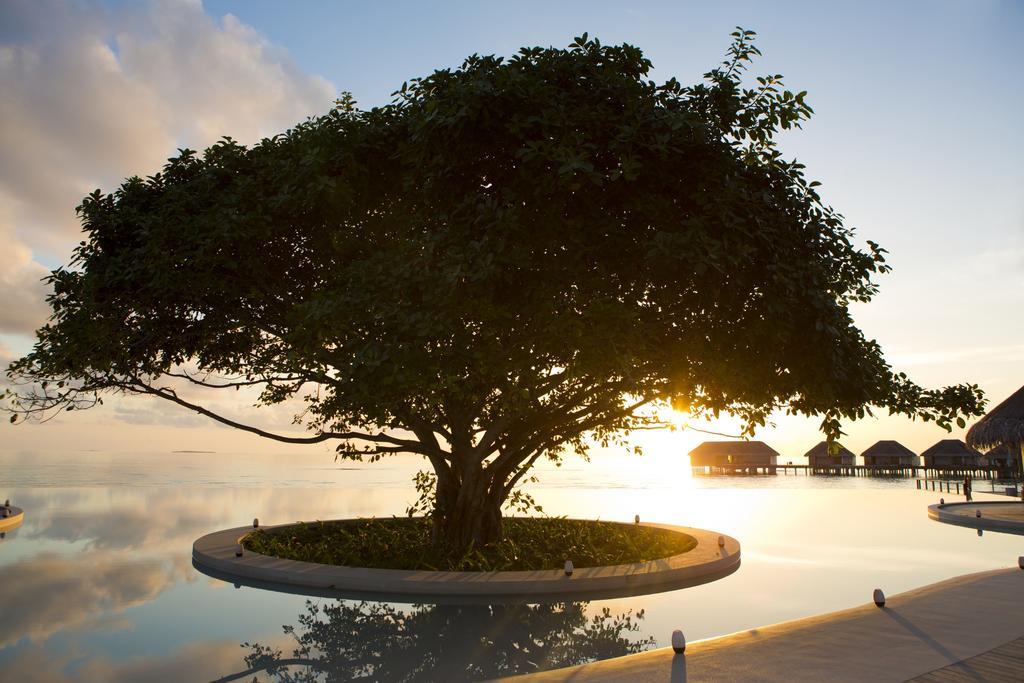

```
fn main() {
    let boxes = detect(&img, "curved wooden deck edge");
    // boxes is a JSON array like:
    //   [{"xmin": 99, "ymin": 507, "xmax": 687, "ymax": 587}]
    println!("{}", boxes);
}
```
[
  {"xmin": 501, "ymin": 566, "xmax": 1024, "ymax": 682},
  {"xmin": 928, "ymin": 501, "xmax": 1024, "ymax": 535},
  {"xmin": 0, "ymin": 506, "xmax": 24, "ymax": 533},
  {"xmin": 192, "ymin": 519, "xmax": 740, "ymax": 602}
]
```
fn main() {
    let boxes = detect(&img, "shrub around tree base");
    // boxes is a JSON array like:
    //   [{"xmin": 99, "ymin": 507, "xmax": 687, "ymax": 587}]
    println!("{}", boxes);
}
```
[{"xmin": 242, "ymin": 517, "xmax": 696, "ymax": 572}]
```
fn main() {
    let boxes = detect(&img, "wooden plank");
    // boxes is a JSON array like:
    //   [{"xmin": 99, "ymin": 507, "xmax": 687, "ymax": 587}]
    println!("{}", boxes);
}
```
[
  {"xmin": 991, "ymin": 638, "xmax": 1024, "ymax": 657},
  {"xmin": 913, "ymin": 675, "xmax": 960, "ymax": 683},
  {"xmin": 906, "ymin": 637, "xmax": 1024, "ymax": 682},
  {"xmin": 957, "ymin": 662, "xmax": 1021, "ymax": 681},
  {"xmin": 911, "ymin": 667, "xmax": 977, "ymax": 683},
  {"xmin": 961, "ymin": 654, "xmax": 1022, "ymax": 674},
  {"xmin": 970, "ymin": 652, "xmax": 1024, "ymax": 673},
  {"xmin": 981, "ymin": 644, "xmax": 1024, "ymax": 662}
]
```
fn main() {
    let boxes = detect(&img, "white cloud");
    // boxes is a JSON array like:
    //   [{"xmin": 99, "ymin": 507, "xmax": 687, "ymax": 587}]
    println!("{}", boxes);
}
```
[
  {"xmin": 0, "ymin": 550, "xmax": 180, "ymax": 647},
  {"xmin": 0, "ymin": 0, "xmax": 334, "ymax": 430},
  {"xmin": 0, "ymin": 233, "xmax": 49, "ymax": 333},
  {"xmin": 1, "ymin": 0, "xmax": 334, "ymax": 250}
]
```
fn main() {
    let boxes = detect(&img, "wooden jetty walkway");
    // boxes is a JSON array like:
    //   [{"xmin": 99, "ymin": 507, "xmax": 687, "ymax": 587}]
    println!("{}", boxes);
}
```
[{"xmin": 692, "ymin": 463, "xmax": 1012, "ymax": 480}]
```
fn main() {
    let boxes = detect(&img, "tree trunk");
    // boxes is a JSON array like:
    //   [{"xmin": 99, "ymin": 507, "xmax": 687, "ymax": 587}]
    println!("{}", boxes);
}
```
[
  {"xmin": 439, "ymin": 491, "xmax": 504, "ymax": 551},
  {"xmin": 432, "ymin": 461, "xmax": 505, "ymax": 551}
]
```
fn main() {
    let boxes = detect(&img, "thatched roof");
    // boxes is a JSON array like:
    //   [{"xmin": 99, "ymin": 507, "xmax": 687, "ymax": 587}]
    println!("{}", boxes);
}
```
[
  {"xmin": 803, "ymin": 441, "xmax": 855, "ymax": 460},
  {"xmin": 920, "ymin": 439, "xmax": 982, "ymax": 459},
  {"xmin": 688, "ymin": 441, "xmax": 779, "ymax": 457},
  {"xmin": 861, "ymin": 440, "xmax": 916, "ymax": 458},
  {"xmin": 966, "ymin": 384, "xmax": 1024, "ymax": 449},
  {"xmin": 985, "ymin": 444, "xmax": 1020, "ymax": 463}
]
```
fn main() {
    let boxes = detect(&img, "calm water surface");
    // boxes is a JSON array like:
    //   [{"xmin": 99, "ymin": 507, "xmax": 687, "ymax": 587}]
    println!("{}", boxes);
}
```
[{"xmin": 1, "ymin": 449, "xmax": 1020, "ymax": 681}]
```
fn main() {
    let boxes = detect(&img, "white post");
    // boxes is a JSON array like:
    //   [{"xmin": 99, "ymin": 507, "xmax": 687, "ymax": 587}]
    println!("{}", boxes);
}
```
[{"xmin": 671, "ymin": 629, "xmax": 686, "ymax": 654}]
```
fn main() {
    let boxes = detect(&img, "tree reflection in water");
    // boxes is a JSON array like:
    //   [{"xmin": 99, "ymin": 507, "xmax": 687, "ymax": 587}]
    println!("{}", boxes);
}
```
[{"xmin": 222, "ymin": 600, "xmax": 653, "ymax": 682}]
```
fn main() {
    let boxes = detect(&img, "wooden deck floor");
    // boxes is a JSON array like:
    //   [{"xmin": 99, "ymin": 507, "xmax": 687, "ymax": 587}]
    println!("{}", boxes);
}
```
[
  {"xmin": 907, "ymin": 636, "xmax": 1024, "ymax": 682},
  {"xmin": 506, "ymin": 568, "xmax": 1024, "ymax": 682}
]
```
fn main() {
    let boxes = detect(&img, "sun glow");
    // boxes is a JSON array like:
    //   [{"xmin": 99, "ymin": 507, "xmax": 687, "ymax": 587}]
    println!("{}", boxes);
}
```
[{"xmin": 545, "ymin": 406, "xmax": 769, "ymax": 526}]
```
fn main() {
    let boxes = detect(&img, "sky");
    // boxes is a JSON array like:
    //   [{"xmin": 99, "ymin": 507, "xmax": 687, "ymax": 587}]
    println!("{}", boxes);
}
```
[{"xmin": 0, "ymin": 0, "xmax": 1022, "ymax": 459}]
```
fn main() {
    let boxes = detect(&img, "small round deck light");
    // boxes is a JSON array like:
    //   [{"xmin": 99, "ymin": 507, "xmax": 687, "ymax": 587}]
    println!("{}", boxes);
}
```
[
  {"xmin": 235, "ymin": 544, "xmax": 244, "ymax": 558},
  {"xmin": 671, "ymin": 629, "xmax": 686, "ymax": 654},
  {"xmin": 564, "ymin": 560, "xmax": 574, "ymax": 576},
  {"xmin": 873, "ymin": 588, "xmax": 885, "ymax": 607},
  {"xmin": 977, "ymin": 529, "xmax": 983, "ymax": 537},
  {"xmin": 939, "ymin": 498, "xmax": 944, "ymax": 505},
  {"xmin": 634, "ymin": 514, "xmax": 640, "ymax": 524},
  {"xmin": 253, "ymin": 518, "xmax": 259, "ymax": 528},
  {"xmin": 717, "ymin": 535, "xmax": 725, "ymax": 548},
  {"xmin": 976, "ymin": 509, "xmax": 982, "ymax": 518},
  {"xmin": 1018, "ymin": 556, "xmax": 1023, "ymax": 570}
]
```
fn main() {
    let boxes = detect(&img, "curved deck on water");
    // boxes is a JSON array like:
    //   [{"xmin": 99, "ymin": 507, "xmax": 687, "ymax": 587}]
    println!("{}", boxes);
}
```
[
  {"xmin": 928, "ymin": 501, "xmax": 1024, "ymax": 535},
  {"xmin": 503, "ymin": 567, "xmax": 1024, "ymax": 682},
  {"xmin": 192, "ymin": 519, "xmax": 740, "ymax": 603},
  {"xmin": 0, "ymin": 506, "xmax": 24, "ymax": 533}
]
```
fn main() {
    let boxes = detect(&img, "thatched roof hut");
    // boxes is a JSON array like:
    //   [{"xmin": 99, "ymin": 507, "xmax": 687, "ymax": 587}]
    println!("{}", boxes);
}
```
[
  {"xmin": 804, "ymin": 441, "xmax": 856, "ymax": 467},
  {"xmin": 983, "ymin": 444, "xmax": 1020, "ymax": 468},
  {"xmin": 966, "ymin": 384, "xmax": 1024, "ymax": 450},
  {"xmin": 689, "ymin": 441, "xmax": 779, "ymax": 467},
  {"xmin": 861, "ymin": 440, "xmax": 918, "ymax": 467},
  {"xmin": 967, "ymin": 385, "xmax": 1024, "ymax": 500},
  {"xmin": 920, "ymin": 439, "xmax": 982, "ymax": 469}
]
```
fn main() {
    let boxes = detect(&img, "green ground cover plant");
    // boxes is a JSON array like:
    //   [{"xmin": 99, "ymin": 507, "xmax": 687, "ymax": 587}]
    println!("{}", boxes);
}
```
[{"xmin": 243, "ymin": 517, "xmax": 696, "ymax": 572}]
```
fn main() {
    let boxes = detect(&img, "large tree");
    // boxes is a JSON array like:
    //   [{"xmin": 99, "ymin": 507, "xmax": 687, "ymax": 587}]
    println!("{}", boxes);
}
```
[{"xmin": 6, "ymin": 31, "xmax": 983, "ymax": 550}]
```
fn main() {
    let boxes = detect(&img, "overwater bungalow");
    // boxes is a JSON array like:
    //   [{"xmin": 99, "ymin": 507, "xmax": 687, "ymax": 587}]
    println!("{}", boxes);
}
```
[
  {"xmin": 983, "ymin": 444, "xmax": 1020, "ymax": 470},
  {"xmin": 689, "ymin": 441, "xmax": 779, "ymax": 474},
  {"xmin": 804, "ymin": 441, "xmax": 856, "ymax": 468},
  {"xmin": 861, "ymin": 440, "xmax": 918, "ymax": 468},
  {"xmin": 920, "ymin": 439, "xmax": 982, "ymax": 470}
]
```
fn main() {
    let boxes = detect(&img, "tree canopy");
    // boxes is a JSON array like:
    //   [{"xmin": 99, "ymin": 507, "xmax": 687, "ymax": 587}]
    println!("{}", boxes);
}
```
[{"xmin": 5, "ymin": 30, "xmax": 984, "ymax": 548}]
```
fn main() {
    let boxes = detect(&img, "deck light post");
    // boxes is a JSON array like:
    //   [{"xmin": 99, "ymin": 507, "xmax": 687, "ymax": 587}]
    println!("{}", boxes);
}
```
[
  {"xmin": 873, "ymin": 588, "xmax": 885, "ymax": 607},
  {"xmin": 671, "ymin": 629, "xmax": 686, "ymax": 653}
]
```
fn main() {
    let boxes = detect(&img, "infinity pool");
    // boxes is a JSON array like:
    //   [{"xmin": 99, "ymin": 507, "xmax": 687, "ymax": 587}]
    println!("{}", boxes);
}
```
[{"xmin": 0, "ymin": 449, "xmax": 1019, "ymax": 681}]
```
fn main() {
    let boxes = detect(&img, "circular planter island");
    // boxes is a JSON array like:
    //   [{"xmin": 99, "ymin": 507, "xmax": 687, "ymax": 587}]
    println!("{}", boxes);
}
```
[
  {"xmin": 928, "ymin": 501, "xmax": 1024, "ymax": 536},
  {"xmin": 193, "ymin": 518, "xmax": 740, "ymax": 603}
]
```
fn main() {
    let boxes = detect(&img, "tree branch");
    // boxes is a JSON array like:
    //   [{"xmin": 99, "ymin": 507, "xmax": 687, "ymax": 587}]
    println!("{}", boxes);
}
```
[
  {"xmin": 164, "ymin": 370, "xmax": 305, "ymax": 389},
  {"xmin": 122, "ymin": 378, "xmax": 426, "ymax": 451}
]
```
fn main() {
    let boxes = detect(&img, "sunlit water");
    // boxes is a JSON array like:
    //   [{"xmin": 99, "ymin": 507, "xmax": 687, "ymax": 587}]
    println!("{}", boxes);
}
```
[{"xmin": 1, "ymin": 449, "xmax": 1020, "ymax": 681}]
